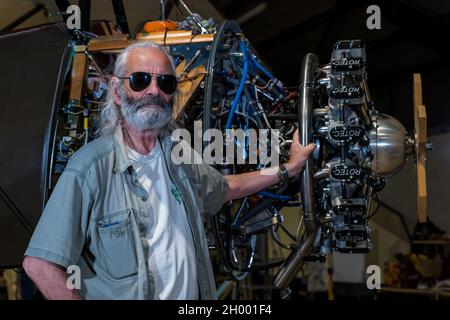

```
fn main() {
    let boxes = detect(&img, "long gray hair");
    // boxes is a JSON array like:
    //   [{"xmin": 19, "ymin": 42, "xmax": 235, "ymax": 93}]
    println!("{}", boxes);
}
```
[{"xmin": 99, "ymin": 41, "xmax": 177, "ymax": 136}]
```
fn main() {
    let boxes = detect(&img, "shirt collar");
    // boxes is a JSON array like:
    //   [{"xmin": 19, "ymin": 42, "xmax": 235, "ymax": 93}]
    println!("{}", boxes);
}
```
[{"xmin": 112, "ymin": 126, "xmax": 173, "ymax": 174}]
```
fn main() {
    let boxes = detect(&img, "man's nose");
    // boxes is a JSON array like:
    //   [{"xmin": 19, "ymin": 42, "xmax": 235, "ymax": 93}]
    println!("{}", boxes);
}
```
[{"xmin": 144, "ymin": 76, "xmax": 161, "ymax": 96}]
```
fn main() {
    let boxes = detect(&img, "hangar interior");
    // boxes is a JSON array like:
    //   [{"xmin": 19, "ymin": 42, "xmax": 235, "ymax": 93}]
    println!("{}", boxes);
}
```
[{"xmin": 1, "ymin": 0, "xmax": 450, "ymax": 300}]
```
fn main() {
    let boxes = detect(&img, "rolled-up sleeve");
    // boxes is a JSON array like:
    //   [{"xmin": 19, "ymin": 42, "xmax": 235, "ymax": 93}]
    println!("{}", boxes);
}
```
[{"xmin": 24, "ymin": 168, "xmax": 92, "ymax": 268}]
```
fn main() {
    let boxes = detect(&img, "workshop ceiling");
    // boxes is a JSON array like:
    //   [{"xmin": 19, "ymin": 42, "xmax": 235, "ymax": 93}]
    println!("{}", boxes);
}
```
[{"xmin": 1, "ymin": 0, "xmax": 450, "ymax": 132}]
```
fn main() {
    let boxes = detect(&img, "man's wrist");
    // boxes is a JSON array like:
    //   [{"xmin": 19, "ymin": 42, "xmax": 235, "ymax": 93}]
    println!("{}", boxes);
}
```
[
  {"xmin": 276, "ymin": 163, "xmax": 290, "ymax": 185},
  {"xmin": 284, "ymin": 162, "xmax": 298, "ymax": 178}
]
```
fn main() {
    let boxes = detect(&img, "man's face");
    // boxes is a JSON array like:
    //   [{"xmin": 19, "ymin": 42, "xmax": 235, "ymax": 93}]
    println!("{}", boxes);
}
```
[{"xmin": 115, "ymin": 47, "xmax": 175, "ymax": 131}]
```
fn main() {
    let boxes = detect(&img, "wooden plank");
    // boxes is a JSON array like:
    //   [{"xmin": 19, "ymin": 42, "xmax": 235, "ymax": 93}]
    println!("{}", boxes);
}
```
[
  {"xmin": 413, "ymin": 73, "xmax": 423, "ymax": 107},
  {"xmin": 137, "ymin": 30, "xmax": 194, "ymax": 39},
  {"xmin": 413, "ymin": 73, "xmax": 428, "ymax": 223},
  {"xmin": 95, "ymin": 34, "xmax": 129, "ymax": 41},
  {"xmin": 3, "ymin": 269, "xmax": 18, "ymax": 300},
  {"xmin": 412, "ymin": 240, "xmax": 450, "ymax": 245},
  {"xmin": 137, "ymin": 32, "xmax": 214, "ymax": 44},
  {"xmin": 88, "ymin": 39, "xmax": 136, "ymax": 52},
  {"xmin": 173, "ymin": 65, "xmax": 207, "ymax": 120},
  {"xmin": 87, "ymin": 33, "xmax": 214, "ymax": 53},
  {"xmin": 417, "ymin": 104, "xmax": 427, "ymax": 223},
  {"xmin": 327, "ymin": 254, "xmax": 334, "ymax": 300},
  {"xmin": 69, "ymin": 48, "xmax": 88, "ymax": 105}
]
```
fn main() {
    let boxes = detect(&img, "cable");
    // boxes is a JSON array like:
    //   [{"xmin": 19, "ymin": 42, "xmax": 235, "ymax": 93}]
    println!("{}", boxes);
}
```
[
  {"xmin": 44, "ymin": 0, "xmax": 68, "ymax": 34},
  {"xmin": 12, "ymin": 268, "xmax": 24, "ymax": 274},
  {"xmin": 0, "ymin": 187, "xmax": 34, "ymax": 236},
  {"xmin": 257, "ymin": 191, "xmax": 292, "ymax": 201},
  {"xmin": 246, "ymin": 47, "xmax": 274, "ymax": 79},
  {"xmin": 296, "ymin": 215, "xmax": 304, "ymax": 239},
  {"xmin": 84, "ymin": 50, "xmax": 108, "ymax": 83},
  {"xmin": 67, "ymin": 110, "xmax": 84, "ymax": 115},
  {"xmin": 85, "ymin": 100, "xmax": 104, "ymax": 105},
  {"xmin": 271, "ymin": 225, "xmax": 294, "ymax": 250},
  {"xmin": 253, "ymin": 87, "xmax": 272, "ymax": 128},
  {"xmin": 59, "ymin": 139, "xmax": 74, "ymax": 158},
  {"xmin": 255, "ymin": 78, "xmax": 273, "ymax": 90},
  {"xmin": 379, "ymin": 201, "xmax": 412, "ymax": 243},
  {"xmin": 367, "ymin": 193, "xmax": 380, "ymax": 220},
  {"xmin": 183, "ymin": 49, "xmax": 201, "ymax": 72},
  {"xmin": 279, "ymin": 223, "xmax": 297, "ymax": 242},
  {"xmin": 226, "ymin": 40, "xmax": 248, "ymax": 129}
]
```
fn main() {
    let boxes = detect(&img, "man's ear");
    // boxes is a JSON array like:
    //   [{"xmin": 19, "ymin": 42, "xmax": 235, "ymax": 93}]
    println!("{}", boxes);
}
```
[{"xmin": 111, "ymin": 77, "xmax": 122, "ymax": 106}]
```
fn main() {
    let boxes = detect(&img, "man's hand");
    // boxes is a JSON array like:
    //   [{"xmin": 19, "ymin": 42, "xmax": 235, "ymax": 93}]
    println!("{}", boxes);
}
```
[{"xmin": 284, "ymin": 128, "xmax": 316, "ymax": 177}]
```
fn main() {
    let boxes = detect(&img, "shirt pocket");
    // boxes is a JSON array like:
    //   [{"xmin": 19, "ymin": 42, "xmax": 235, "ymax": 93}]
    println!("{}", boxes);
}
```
[{"xmin": 97, "ymin": 210, "xmax": 138, "ymax": 279}]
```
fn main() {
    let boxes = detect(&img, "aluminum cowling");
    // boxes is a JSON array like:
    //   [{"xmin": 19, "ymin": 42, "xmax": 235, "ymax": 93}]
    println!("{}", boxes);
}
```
[{"xmin": 370, "ymin": 113, "xmax": 407, "ymax": 177}]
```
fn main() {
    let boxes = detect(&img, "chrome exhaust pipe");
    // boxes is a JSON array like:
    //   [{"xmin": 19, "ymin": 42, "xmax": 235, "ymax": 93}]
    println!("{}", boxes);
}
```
[
  {"xmin": 274, "ymin": 231, "xmax": 317, "ymax": 288},
  {"xmin": 274, "ymin": 53, "xmax": 319, "ymax": 289}
]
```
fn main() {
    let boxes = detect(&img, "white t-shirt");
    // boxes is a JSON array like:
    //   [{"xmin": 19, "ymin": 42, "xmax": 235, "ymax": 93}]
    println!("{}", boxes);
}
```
[{"xmin": 127, "ymin": 141, "xmax": 199, "ymax": 300}]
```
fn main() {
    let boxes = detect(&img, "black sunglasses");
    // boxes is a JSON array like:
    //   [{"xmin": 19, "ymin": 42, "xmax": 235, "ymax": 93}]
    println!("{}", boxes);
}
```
[{"xmin": 118, "ymin": 72, "xmax": 177, "ymax": 94}]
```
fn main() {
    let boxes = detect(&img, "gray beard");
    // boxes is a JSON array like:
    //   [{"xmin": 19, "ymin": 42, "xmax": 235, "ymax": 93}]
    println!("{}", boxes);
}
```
[{"xmin": 120, "ymin": 93, "xmax": 172, "ymax": 131}]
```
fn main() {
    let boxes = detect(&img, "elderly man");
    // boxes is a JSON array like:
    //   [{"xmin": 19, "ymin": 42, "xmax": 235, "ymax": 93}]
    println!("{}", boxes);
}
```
[{"xmin": 23, "ymin": 41, "xmax": 315, "ymax": 300}]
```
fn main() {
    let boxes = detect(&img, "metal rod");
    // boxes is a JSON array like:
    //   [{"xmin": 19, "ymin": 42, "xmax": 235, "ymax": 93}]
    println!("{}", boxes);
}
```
[
  {"xmin": 313, "ymin": 108, "xmax": 329, "ymax": 117},
  {"xmin": 176, "ymin": 0, "xmax": 208, "ymax": 33},
  {"xmin": 111, "ymin": 0, "xmax": 129, "ymax": 34},
  {"xmin": 314, "ymin": 167, "xmax": 330, "ymax": 180},
  {"xmin": 160, "ymin": 0, "xmax": 174, "ymax": 20},
  {"xmin": 379, "ymin": 201, "xmax": 412, "ymax": 243},
  {"xmin": 0, "ymin": 187, "xmax": 34, "ymax": 236},
  {"xmin": 79, "ymin": 0, "xmax": 91, "ymax": 32},
  {"xmin": 274, "ymin": 232, "xmax": 316, "ymax": 288},
  {"xmin": 177, "ymin": 0, "xmax": 193, "ymax": 16},
  {"xmin": 274, "ymin": 53, "xmax": 319, "ymax": 289},
  {"xmin": 299, "ymin": 53, "xmax": 319, "ymax": 223},
  {"xmin": 160, "ymin": 0, "xmax": 166, "ymax": 21},
  {"xmin": 1, "ymin": 4, "xmax": 44, "ymax": 32}
]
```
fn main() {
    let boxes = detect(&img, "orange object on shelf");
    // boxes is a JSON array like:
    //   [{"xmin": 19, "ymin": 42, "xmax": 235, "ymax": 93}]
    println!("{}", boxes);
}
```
[{"xmin": 143, "ymin": 20, "xmax": 177, "ymax": 33}]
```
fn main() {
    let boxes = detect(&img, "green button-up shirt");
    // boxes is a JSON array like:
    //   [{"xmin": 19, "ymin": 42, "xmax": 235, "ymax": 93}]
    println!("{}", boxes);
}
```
[{"xmin": 25, "ymin": 127, "xmax": 228, "ymax": 300}]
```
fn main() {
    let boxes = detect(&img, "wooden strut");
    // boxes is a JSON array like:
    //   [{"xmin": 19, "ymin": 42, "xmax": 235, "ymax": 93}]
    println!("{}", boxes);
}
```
[
  {"xmin": 69, "ymin": 45, "xmax": 89, "ymax": 106},
  {"xmin": 68, "ymin": 45, "xmax": 90, "ymax": 138},
  {"xmin": 173, "ymin": 63, "xmax": 207, "ymax": 121},
  {"xmin": 413, "ymin": 73, "xmax": 428, "ymax": 223},
  {"xmin": 327, "ymin": 254, "xmax": 334, "ymax": 300}
]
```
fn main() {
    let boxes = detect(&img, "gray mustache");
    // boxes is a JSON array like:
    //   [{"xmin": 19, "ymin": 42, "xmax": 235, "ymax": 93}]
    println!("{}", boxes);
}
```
[{"xmin": 124, "ymin": 94, "xmax": 170, "ymax": 111}]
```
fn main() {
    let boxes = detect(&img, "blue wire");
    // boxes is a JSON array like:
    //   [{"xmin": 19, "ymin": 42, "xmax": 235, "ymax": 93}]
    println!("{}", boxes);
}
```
[
  {"xmin": 245, "ymin": 45, "xmax": 275, "ymax": 79},
  {"xmin": 226, "ymin": 40, "xmax": 248, "ymax": 130},
  {"xmin": 257, "ymin": 191, "xmax": 292, "ymax": 201},
  {"xmin": 243, "ymin": 97, "xmax": 249, "ymax": 160}
]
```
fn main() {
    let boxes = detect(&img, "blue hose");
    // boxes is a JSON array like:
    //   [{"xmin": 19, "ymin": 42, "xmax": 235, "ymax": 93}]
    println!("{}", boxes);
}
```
[
  {"xmin": 226, "ymin": 40, "xmax": 248, "ymax": 130},
  {"xmin": 246, "ymin": 45, "xmax": 275, "ymax": 79},
  {"xmin": 257, "ymin": 191, "xmax": 292, "ymax": 201}
]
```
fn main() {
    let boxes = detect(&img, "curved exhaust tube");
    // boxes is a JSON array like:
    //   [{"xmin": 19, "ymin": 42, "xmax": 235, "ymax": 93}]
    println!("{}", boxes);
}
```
[{"xmin": 274, "ymin": 53, "xmax": 319, "ymax": 289}]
